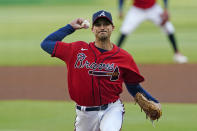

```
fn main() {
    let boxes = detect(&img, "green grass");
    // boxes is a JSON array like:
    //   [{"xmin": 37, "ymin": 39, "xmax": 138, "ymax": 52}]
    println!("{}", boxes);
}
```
[
  {"xmin": 0, "ymin": 0, "xmax": 197, "ymax": 65},
  {"xmin": 0, "ymin": 0, "xmax": 96, "ymax": 5},
  {"xmin": 0, "ymin": 100, "xmax": 197, "ymax": 131}
]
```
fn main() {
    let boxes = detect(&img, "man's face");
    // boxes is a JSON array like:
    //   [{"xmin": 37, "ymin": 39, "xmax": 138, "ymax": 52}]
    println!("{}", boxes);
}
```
[{"xmin": 92, "ymin": 18, "xmax": 114, "ymax": 41}]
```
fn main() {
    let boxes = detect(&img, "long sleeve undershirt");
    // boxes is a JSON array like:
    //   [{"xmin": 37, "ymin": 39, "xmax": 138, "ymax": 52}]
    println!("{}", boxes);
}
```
[
  {"xmin": 125, "ymin": 83, "xmax": 159, "ymax": 103},
  {"xmin": 40, "ymin": 24, "xmax": 75, "ymax": 54}
]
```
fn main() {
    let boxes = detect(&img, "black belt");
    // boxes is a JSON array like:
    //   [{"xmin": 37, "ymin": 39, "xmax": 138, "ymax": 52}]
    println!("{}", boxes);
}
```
[{"xmin": 76, "ymin": 104, "xmax": 108, "ymax": 111}]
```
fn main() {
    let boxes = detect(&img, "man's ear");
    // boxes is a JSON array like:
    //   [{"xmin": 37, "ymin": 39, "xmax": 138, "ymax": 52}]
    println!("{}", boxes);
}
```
[
  {"xmin": 91, "ymin": 26, "xmax": 94, "ymax": 32},
  {"xmin": 112, "ymin": 25, "xmax": 115, "ymax": 31}
]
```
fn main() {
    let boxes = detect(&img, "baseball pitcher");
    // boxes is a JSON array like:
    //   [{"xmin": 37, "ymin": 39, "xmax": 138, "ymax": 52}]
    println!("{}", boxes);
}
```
[{"xmin": 41, "ymin": 10, "xmax": 161, "ymax": 131}]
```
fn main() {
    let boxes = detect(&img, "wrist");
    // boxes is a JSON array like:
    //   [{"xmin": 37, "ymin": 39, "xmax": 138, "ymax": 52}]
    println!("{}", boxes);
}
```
[{"xmin": 67, "ymin": 24, "xmax": 76, "ymax": 32}]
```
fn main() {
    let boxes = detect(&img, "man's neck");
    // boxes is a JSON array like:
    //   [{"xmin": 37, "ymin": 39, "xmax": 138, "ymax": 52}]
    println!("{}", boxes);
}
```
[{"xmin": 94, "ymin": 39, "xmax": 113, "ymax": 51}]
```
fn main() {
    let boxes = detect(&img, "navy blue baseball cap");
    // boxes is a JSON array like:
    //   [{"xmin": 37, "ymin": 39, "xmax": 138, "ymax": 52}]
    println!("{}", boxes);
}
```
[{"xmin": 92, "ymin": 10, "xmax": 113, "ymax": 25}]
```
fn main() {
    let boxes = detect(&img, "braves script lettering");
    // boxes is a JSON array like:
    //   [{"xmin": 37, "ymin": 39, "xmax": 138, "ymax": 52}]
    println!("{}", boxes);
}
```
[{"xmin": 75, "ymin": 53, "xmax": 115, "ymax": 71}]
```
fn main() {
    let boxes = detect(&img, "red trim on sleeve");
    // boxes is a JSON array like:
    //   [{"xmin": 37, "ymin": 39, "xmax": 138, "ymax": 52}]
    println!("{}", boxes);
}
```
[{"xmin": 51, "ymin": 41, "xmax": 59, "ymax": 57}]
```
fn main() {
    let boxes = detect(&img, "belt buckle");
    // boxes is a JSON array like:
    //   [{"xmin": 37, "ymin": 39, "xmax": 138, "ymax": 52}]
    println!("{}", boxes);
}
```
[{"xmin": 81, "ymin": 106, "xmax": 86, "ymax": 112}]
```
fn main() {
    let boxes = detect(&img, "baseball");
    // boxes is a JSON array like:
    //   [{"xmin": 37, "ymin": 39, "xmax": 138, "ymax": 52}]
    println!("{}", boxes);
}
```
[{"xmin": 82, "ymin": 20, "xmax": 90, "ymax": 29}]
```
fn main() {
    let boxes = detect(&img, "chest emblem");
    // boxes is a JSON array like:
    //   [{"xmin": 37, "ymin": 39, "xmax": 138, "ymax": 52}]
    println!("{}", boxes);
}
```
[{"xmin": 74, "ymin": 53, "xmax": 120, "ymax": 81}]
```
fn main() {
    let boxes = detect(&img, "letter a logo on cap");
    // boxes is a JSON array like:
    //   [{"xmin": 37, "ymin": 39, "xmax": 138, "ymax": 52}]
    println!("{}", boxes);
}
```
[{"xmin": 99, "ymin": 11, "xmax": 105, "ymax": 16}]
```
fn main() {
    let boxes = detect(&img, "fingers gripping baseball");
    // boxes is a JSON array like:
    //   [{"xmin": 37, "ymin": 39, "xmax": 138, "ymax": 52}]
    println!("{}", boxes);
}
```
[
  {"xmin": 70, "ymin": 18, "xmax": 84, "ymax": 29},
  {"xmin": 81, "ymin": 20, "xmax": 90, "ymax": 29},
  {"xmin": 70, "ymin": 18, "xmax": 90, "ymax": 30}
]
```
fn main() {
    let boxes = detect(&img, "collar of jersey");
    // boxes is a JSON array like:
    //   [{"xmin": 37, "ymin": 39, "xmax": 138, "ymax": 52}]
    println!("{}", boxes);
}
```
[{"xmin": 89, "ymin": 42, "xmax": 118, "ymax": 55}]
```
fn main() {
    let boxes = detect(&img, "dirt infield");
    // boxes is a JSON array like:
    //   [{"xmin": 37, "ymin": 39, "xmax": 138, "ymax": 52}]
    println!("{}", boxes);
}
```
[{"xmin": 0, "ymin": 64, "xmax": 196, "ymax": 103}]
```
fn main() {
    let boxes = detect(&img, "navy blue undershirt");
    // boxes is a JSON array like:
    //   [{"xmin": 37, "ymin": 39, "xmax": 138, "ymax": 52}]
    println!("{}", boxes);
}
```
[
  {"xmin": 40, "ymin": 24, "xmax": 159, "ymax": 103},
  {"xmin": 125, "ymin": 84, "xmax": 159, "ymax": 103},
  {"xmin": 95, "ymin": 46, "xmax": 108, "ymax": 53},
  {"xmin": 41, "ymin": 24, "xmax": 75, "ymax": 54}
]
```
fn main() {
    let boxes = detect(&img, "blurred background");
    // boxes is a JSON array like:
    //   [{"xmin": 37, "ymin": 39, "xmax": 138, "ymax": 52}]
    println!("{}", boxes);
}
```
[{"xmin": 0, "ymin": 0, "xmax": 197, "ymax": 130}]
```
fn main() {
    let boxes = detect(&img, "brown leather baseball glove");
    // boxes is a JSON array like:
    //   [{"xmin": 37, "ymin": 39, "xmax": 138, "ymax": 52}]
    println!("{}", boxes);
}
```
[{"xmin": 135, "ymin": 92, "xmax": 162, "ymax": 121}]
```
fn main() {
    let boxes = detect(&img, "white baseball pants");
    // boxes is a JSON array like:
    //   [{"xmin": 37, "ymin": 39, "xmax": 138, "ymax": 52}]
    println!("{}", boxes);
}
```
[
  {"xmin": 74, "ymin": 99, "xmax": 125, "ymax": 131},
  {"xmin": 121, "ymin": 4, "xmax": 175, "ymax": 35}
]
